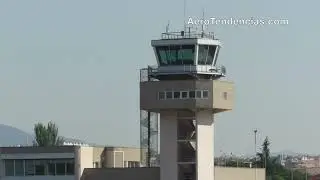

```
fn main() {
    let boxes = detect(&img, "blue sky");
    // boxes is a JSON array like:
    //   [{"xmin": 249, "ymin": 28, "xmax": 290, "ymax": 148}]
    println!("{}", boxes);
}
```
[{"xmin": 0, "ymin": 0, "xmax": 319, "ymax": 156}]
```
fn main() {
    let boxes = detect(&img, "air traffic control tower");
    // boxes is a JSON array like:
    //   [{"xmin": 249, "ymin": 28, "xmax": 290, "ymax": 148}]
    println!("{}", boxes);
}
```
[{"xmin": 140, "ymin": 29, "xmax": 234, "ymax": 180}]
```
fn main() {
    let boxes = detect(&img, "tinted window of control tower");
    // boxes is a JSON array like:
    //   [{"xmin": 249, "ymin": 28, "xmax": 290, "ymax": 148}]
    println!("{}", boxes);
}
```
[
  {"xmin": 156, "ymin": 45, "xmax": 195, "ymax": 65},
  {"xmin": 198, "ymin": 45, "xmax": 216, "ymax": 65}
]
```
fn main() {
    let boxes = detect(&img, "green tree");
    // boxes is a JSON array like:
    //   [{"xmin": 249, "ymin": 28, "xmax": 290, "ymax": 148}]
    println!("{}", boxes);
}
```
[
  {"xmin": 257, "ymin": 137, "xmax": 272, "ymax": 174},
  {"xmin": 255, "ymin": 136, "xmax": 307, "ymax": 180},
  {"xmin": 33, "ymin": 121, "xmax": 64, "ymax": 146}
]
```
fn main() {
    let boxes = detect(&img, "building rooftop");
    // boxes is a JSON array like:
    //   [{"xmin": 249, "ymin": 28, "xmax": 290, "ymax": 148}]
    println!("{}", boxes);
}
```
[{"xmin": 0, "ymin": 146, "xmax": 76, "ymax": 154}]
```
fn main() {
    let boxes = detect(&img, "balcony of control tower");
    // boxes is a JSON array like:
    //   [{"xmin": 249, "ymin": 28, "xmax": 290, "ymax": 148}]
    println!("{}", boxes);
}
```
[{"xmin": 146, "ymin": 30, "xmax": 226, "ymax": 80}]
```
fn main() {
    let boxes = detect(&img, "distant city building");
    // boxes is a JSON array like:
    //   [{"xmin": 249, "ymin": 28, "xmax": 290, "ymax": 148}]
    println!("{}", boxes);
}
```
[
  {"xmin": 62, "ymin": 142, "xmax": 89, "ymax": 146},
  {"xmin": 305, "ymin": 167, "xmax": 320, "ymax": 180},
  {"xmin": 298, "ymin": 156, "xmax": 320, "ymax": 168}
]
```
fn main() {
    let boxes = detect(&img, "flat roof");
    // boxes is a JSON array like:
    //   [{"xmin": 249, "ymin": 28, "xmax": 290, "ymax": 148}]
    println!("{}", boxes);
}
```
[
  {"xmin": 0, "ymin": 146, "xmax": 76, "ymax": 154},
  {"xmin": 0, "ymin": 145, "xmax": 141, "ymax": 154}
]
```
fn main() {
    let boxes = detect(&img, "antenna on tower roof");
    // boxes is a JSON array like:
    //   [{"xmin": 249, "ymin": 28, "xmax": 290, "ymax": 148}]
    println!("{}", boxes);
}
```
[
  {"xmin": 201, "ymin": 8, "xmax": 205, "ymax": 33},
  {"xmin": 183, "ymin": 0, "xmax": 187, "ymax": 32}
]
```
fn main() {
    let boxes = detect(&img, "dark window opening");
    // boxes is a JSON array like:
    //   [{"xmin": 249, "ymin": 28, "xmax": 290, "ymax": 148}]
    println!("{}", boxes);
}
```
[
  {"xmin": 158, "ymin": 92, "xmax": 165, "ymax": 100},
  {"xmin": 202, "ymin": 91, "xmax": 209, "ymax": 98},
  {"xmin": 189, "ymin": 91, "xmax": 195, "ymax": 98},
  {"xmin": 181, "ymin": 91, "xmax": 188, "ymax": 99},
  {"xmin": 174, "ymin": 91, "xmax": 180, "ymax": 99},
  {"xmin": 223, "ymin": 92, "xmax": 228, "ymax": 100},
  {"xmin": 55, "ymin": 161, "xmax": 66, "ymax": 175},
  {"xmin": 159, "ymin": 90, "xmax": 209, "ymax": 100},
  {"xmin": 196, "ymin": 91, "xmax": 202, "ymax": 98},
  {"xmin": 25, "ymin": 160, "xmax": 35, "ymax": 176},
  {"xmin": 5, "ymin": 160, "xmax": 14, "ymax": 176},
  {"xmin": 198, "ymin": 45, "xmax": 217, "ymax": 65},
  {"xmin": 47, "ymin": 161, "xmax": 56, "ymax": 175},
  {"xmin": 15, "ymin": 160, "xmax": 24, "ymax": 176},
  {"xmin": 166, "ymin": 91, "xmax": 173, "ymax": 99},
  {"xmin": 34, "ymin": 160, "xmax": 45, "ymax": 175},
  {"xmin": 156, "ymin": 45, "xmax": 195, "ymax": 66},
  {"xmin": 128, "ymin": 161, "xmax": 140, "ymax": 168},
  {"xmin": 66, "ymin": 160, "xmax": 75, "ymax": 175},
  {"xmin": 5, "ymin": 159, "xmax": 75, "ymax": 177}
]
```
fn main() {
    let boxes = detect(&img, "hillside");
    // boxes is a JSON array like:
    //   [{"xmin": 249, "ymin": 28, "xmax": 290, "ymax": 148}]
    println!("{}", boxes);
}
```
[{"xmin": 0, "ymin": 124, "xmax": 89, "ymax": 146}]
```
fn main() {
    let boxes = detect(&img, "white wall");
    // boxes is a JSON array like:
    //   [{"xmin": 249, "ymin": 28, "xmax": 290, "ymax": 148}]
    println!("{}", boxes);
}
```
[
  {"xmin": 196, "ymin": 110, "xmax": 214, "ymax": 180},
  {"xmin": 79, "ymin": 147, "xmax": 94, "ymax": 177},
  {"xmin": 215, "ymin": 167, "xmax": 266, "ymax": 180}
]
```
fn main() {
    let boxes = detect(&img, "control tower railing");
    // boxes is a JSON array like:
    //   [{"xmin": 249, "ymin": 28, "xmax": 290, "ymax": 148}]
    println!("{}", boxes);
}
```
[
  {"xmin": 144, "ymin": 64, "xmax": 226, "ymax": 76},
  {"xmin": 161, "ymin": 31, "xmax": 215, "ymax": 40}
]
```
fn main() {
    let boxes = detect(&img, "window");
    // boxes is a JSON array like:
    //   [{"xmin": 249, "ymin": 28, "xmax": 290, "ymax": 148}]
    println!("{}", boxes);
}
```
[
  {"xmin": 189, "ymin": 91, "xmax": 195, "ymax": 98},
  {"xmin": 15, "ymin": 160, "xmax": 24, "ymax": 176},
  {"xmin": 66, "ymin": 160, "xmax": 75, "ymax": 175},
  {"xmin": 128, "ymin": 161, "xmax": 140, "ymax": 168},
  {"xmin": 93, "ymin": 161, "xmax": 99, "ymax": 168},
  {"xmin": 156, "ymin": 45, "xmax": 195, "ymax": 66},
  {"xmin": 196, "ymin": 90, "xmax": 202, "ymax": 98},
  {"xmin": 181, "ymin": 91, "xmax": 188, "ymax": 99},
  {"xmin": 5, "ymin": 160, "xmax": 14, "ymax": 176},
  {"xmin": 174, "ymin": 91, "xmax": 180, "ymax": 99},
  {"xmin": 25, "ymin": 160, "xmax": 35, "ymax": 176},
  {"xmin": 55, "ymin": 160, "xmax": 66, "ymax": 175},
  {"xmin": 5, "ymin": 159, "xmax": 74, "ymax": 177},
  {"xmin": 158, "ymin": 90, "xmax": 208, "ymax": 100},
  {"xmin": 158, "ymin": 92, "xmax": 165, "ymax": 100},
  {"xmin": 223, "ymin": 92, "xmax": 228, "ymax": 100},
  {"xmin": 34, "ymin": 160, "xmax": 45, "ymax": 175},
  {"xmin": 198, "ymin": 45, "xmax": 217, "ymax": 65},
  {"xmin": 166, "ymin": 91, "xmax": 173, "ymax": 99},
  {"xmin": 202, "ymin": 90, "xmax": 209, "ymax": 98},
  {"xmin": 47, "ymin": 160, "xmax": 56, "ymax": 175}
]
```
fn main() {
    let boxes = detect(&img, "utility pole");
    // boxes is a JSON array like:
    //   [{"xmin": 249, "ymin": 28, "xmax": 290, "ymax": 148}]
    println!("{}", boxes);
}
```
[
  {"xmin": 147, "ymin": 67, "xmax": 151, "ymax": 167},
  {"xmin": 224, "ymin": 153, "xmax": 227, "ymax": 167},
  {"xmin": 237, "ymin": 158, "xmax": 239, "ymax": 167},
  {"xmin": 305, "ymin": 168, "xmax": 308, "ymax": 180},
  {"xmin": 254, "ymin": 129, "xmax": 258, "ymax": 180},
  {"xmin": 264, "ymin": 150, "xmax": 267, "ymax": 179}
]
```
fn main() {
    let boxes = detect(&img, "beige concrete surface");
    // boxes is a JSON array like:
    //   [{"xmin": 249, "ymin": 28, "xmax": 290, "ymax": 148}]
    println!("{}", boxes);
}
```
[
  {"xmin": 140, "ymin": 80, "xmax": 234, "ymax": 112},
  {"xmin": 81, "ymin": 167, "xmax": 265, "ymax": 180}
]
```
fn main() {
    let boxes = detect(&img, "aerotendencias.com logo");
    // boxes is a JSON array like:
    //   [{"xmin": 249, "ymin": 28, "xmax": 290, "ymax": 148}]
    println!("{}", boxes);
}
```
[{"xmin": 187, "ymin": 17, "xmax": 289, "ymax": 26}]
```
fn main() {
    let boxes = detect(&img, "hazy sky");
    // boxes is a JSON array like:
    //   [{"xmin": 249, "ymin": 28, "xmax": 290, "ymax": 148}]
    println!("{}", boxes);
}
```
[{"xmin": 0, "ymin": 0, "xmax": 319, "ymax": 156}]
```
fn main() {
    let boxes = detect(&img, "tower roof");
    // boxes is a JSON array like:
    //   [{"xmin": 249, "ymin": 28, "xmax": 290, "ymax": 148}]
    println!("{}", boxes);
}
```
[
  {"xmin": 160, "ymin": 31, "xmax": 215, "ymax": 40},
  {"xmin": 151, "ymin": 30, "xmax": 221, "ymax": 47}
]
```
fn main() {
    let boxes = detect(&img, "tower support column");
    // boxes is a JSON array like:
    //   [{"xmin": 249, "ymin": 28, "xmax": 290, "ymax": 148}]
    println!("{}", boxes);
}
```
[
  {"xmin": 196, "ymin": 110, "xmax": 214, "ymax": 180},
  {"xmin": 160, "ymin": 111, "xmax": 178, "ymax": 180}
]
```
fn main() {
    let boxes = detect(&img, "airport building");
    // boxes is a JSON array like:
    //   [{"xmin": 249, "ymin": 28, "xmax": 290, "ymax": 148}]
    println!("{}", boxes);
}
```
[
  {"xmin": 0, "ymin": 145, "xmax": 265, "ymax": 180},
  {"xmin": 0, "ymin": 146, "xmax": 141, "ymax": 180}
]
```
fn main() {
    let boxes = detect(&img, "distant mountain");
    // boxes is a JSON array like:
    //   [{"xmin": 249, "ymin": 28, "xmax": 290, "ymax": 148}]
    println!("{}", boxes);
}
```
[
  {"xmin": 0, "ymin": 124, "xmax": 91, "ymax": 147},
  {"xmin": 0, "ymin": 124, "xmax": 34, "ymax": 146}
]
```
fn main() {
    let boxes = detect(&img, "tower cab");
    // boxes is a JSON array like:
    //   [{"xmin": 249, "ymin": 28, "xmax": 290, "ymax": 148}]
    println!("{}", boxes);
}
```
[{"xmin": 149, "ymin": 30, "xmax": 226, "ymax": 80}]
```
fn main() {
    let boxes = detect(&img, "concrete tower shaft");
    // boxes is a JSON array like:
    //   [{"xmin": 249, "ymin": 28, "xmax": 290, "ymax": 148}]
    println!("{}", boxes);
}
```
[{"xmin": 140, "ymin": 30, "xmax": 234, "ymax": 180}]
